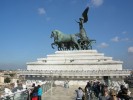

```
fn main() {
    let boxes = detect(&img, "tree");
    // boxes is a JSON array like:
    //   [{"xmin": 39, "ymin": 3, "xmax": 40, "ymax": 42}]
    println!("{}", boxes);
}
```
[
  {"xmin": 9, "ymin": 73, "xmax": 15, "ymax": 77},
  {"xmin": 4, "ymin": 77, "xmax": 11, "ymax": 83}
]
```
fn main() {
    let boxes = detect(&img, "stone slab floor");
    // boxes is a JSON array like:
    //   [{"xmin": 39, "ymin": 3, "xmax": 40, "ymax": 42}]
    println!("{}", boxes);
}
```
[
  {"xmin": 42, "ymin": 86, "xmax": 133, "ymax": 100},
  {"xmin": 42, "ymin": 85, "xmax": 84, "ymax": 100}
]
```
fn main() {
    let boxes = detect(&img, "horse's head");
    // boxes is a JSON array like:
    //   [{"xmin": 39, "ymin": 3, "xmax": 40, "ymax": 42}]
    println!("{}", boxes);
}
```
[
  {"xmin": 51, "ymin": 30, "xmax": 60, "ymax": 41},
  {"xmin": 50, "ymin": 31, "xmax": 54, "ymax": 38}
]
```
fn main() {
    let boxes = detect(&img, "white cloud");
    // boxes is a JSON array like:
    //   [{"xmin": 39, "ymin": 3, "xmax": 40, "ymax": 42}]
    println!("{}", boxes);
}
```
[
  {"xmin": 98, "ymin": 42, "xmax": 109, "ymax": 48},
  {"xmin": 111, "ymin": 36, "xmax": 119, "ymax": 42},
  {"xmin": 38, "ymin": 8, "xmax": 46, "ymax": 15},
  {"xmin": 128, "ymin": 46, "xmax": 133, "ymax": 53},
  {"xmin": 111, "ymin": 36, "xmax": 130, "ymax": 42},
  {"xmin": 121, "ymin": 38, "xmax": 129, "ymax": 41},
  {"xmin": 91, "ymin": 0, "xmax": 104, "ymax": 7},
  {"xmin": 122, "ymin": 31, "xmax": 127, "ymax": 34}
]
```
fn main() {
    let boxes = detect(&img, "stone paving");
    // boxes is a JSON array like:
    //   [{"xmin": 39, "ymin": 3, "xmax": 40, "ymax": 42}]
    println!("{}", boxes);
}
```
[
  {"xmin": 42, "ymin": 85, "xmax": 133, "ymax": 100},
  {"xmin": 42, "ymin": 85, "xmax": 84, "ymax": 100}
]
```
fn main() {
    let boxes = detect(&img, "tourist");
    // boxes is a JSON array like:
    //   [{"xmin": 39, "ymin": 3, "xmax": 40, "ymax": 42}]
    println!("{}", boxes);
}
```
[
  {"xmin": 98, "ymin": 85, "xmax": 110, "ymax": 100},
  {"xmin": 117, "ymin": 85, "xmax": 125, "ymax": 98},
  {"xmin": 75, "ymin": 87, "xmax": 84, "ymax": 100},
  {"xmin": 81, "ymin": 88, "xmax": 85, "ymax": 100},
  {"xmin": 109, "ymin": 89, "xmax": 119, "ymax": 100},
  {"xmin": 37, "ymin": 85, "xmax": 42, "ymax": 100},
  {"xmin": 64, "ymin": 80, "xmax": 69, "ymax": 88},
  {"xmin": 30, "ymin": 83, "xmax": 38, "ymax": 100},
  {"xmin": 117, "ymin": 87, "xmax": 131, "ymax": 100},
  {"xmin": 96, "ymin": 81, "xmax": 101, "ymax": 97},
  {"xmin": 93, "ymin": 81, "xmax": 101, "ymax": 98},
  {"xmin": 85, "ymin": 82, "xmax": 92, "ymax": 100}
]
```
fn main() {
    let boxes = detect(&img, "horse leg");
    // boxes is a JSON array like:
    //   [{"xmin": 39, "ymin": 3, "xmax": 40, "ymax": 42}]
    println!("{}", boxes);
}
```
[
  {"xmin": 72, "ymin": 37, "xmax": 81, "ymax": 50},
  {"xmin": 75, "ymin": 42, "xmax": 81, "ymax": 50},
  {"xmin": 58, "ymin": 46, "xmax": 60, "ymax": 51},
  {"xmin": 51, "ymin": 43, "xmax": 55, "ymax": 49}
]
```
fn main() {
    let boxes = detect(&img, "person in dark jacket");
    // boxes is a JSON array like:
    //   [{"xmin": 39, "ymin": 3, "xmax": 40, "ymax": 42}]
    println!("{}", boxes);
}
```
[
  {"xmin": 30, "ymin": 83, "xmax": 38, "ymax": 100},
  {"xmin": 117, "ymin": 87, "xmax": 131, "ymax": 100},
  {"xmin": 98, "ymin": 85, "xmax": 110, "ymax": 100}
]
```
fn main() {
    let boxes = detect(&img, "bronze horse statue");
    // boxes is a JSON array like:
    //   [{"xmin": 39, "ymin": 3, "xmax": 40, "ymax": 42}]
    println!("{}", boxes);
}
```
[{"xmin": 50, "ymin": 30, "xmax": 81, "ymax": 50}]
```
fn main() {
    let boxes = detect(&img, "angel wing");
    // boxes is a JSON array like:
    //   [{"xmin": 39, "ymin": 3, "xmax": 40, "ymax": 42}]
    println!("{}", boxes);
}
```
[{"xmin": 82, "ymin": 6, "xmax": 89, "ymax": 23}]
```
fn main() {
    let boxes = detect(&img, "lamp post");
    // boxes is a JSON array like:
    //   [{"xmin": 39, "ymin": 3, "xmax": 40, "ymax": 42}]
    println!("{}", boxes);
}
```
[{"xmin": 50, "ymin": 71, "xmax": 53, "ymax": 96}]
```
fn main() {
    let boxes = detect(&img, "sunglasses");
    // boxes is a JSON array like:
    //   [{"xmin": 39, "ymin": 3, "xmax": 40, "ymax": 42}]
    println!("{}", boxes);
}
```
[{"xmin": 111, "ymin": 95, "xmax": 116, "ymax": 96}]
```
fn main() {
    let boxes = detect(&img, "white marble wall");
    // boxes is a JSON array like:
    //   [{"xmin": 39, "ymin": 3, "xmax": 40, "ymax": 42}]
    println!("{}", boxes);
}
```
[{"xmin": 27, "ymin": 64, "xmax": 122, "ymax": 70}]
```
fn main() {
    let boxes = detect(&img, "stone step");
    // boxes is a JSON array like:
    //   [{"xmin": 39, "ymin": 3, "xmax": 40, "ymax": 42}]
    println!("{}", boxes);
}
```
[
  {"xmin": 37, "ymin": 57, "xmax": 113, "ymax": 61},
  {"xmin": 27, "ymin": 50, "xmax": 123, "ymax": 71},
  {"xmin": 47, "ymin": 53, "xmax": 104, "ymax": 57},
  {"xmin": 55, "ymin": 50, "xmax": 97, "ymax": 54}
]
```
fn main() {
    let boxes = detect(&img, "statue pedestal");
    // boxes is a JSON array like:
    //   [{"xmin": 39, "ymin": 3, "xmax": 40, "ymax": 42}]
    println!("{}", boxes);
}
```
[
  {"xmin": 17, "ymin": 50, "xmax": 130, "ymax": 82},
  {"xmin": 27, "ymin": 50, "xmax": 123, "ymax": 71}
]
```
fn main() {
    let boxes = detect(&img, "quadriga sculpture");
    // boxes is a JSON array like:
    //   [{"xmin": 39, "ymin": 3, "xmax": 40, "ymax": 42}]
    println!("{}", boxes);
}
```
[
  {"xmin": 50, "ymin": 30, "xmax": 81, "ymax": 50},
  {"xmin": 50, "ymin": 6, "xmax": 96, "ymax": 50}
]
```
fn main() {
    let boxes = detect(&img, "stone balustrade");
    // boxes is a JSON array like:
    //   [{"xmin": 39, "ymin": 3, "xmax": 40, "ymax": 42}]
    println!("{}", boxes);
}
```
[{"xmin": 18, "ymin": 70, "xmax": 130, "ymax": 77}]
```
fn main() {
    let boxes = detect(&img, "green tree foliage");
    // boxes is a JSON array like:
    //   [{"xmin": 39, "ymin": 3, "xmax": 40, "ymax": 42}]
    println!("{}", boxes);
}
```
[
  {"xmin": 9, "ymin": 73, "xmax": 15, "ymax": 77},
  {"xmin": 4, "ymin": 77, "xmax": 11, "ymax": 83}
]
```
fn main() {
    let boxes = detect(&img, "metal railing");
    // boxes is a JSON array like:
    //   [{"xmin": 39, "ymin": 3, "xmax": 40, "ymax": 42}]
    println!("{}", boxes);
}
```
[
  {"xmin": 0, "ymin": 90, "xmax": 28, "ymax": 100},
  {"xmin": 0, "ymin": 82, "xmax": 51, "ymax": 100}
]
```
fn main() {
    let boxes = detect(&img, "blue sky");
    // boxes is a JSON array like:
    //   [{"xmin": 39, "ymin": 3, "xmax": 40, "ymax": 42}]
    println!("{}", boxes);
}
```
[{"xmin": 0, "ymin": 0, "xmax": 133, "ymax": 70}]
